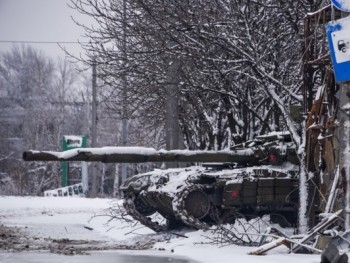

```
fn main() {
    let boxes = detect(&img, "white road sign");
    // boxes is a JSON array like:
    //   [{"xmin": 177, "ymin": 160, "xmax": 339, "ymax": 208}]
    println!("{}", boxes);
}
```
[
  {"xmin": 326, "ymin": 16, "xmax": 350, "ymax": 83},
  {"xmin": 331, "ymin": 0, "xmax": 350, "ymax": 12}
]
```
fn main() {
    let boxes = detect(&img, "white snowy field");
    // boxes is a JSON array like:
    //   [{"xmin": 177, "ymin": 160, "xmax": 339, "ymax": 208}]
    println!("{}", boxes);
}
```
[{"xmin": 0, "ymin": 196, "xmax": 321, "ymax": 263}]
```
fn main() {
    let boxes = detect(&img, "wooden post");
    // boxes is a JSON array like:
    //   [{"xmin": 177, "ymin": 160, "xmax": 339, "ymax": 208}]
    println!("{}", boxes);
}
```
[{"xmin": 338, "ymin": 82, "xmax": 350, "ymax": 229}]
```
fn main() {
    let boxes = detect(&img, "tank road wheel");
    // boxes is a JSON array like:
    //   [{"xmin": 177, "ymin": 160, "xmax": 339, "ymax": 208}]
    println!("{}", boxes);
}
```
[
  {"xmin": 172, "ymin": 185, "xmax": 213, "ymax": 230},
  {"xmin": 184, "ymin": 190, "xmax": 211, "ymax": 219},
  {"xmin": 134, "ymin": 196, "xmax": 156, "ymax": 216}
]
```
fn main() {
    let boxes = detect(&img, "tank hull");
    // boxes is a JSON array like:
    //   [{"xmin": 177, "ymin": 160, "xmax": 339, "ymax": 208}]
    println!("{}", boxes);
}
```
[{"xmin": 121, "ymin": 165, "xmax": 299, "ymax": 231}]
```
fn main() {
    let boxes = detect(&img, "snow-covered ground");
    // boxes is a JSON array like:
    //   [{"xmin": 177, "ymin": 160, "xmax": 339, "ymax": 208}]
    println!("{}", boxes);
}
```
[{"xmin": 0, "ymin": 196, "xmax": 320, "ymax": 263}]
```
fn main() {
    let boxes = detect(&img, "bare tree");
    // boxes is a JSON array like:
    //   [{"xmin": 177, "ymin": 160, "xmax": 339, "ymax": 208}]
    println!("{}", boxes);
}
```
[
  {"xmin": 69, "ymin": 0, "xmax": 325, "ymax": 150},
  {"xmin": 68, "ymin": 0, "xmax": 330, "ymax": 231},
  {"xmin": 0, "ymin": 46, "xmax": 91, "ymax": 195}
]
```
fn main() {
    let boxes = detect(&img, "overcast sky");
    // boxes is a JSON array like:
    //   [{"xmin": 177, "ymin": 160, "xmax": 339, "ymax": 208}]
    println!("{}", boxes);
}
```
[{"xmin": 0, "ymin": 0, "xmax": 93, "ymax": 59}]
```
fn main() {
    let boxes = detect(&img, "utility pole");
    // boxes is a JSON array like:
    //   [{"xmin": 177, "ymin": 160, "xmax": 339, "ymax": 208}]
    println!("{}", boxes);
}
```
[
  {"xmin": 120, "ymin": 0, "xmax": 128, "ymax": 187},
  {"xmin": 326, "ymin": 1, "xmax": 350, "ymax": 229},
  {"xmin": 339, "ymin": 10, "xmax": 350, "ymax": 231},
  {"xmin": 165, "ymin": 58, "xmax": 185, "ymax": 169},
  {"xmin": 92, "ymin": 62, "xmax": 97, "ymax": 158},
  {"xmin": 90, "ymin": 61, "xmax": 98, "ymax": 197},
  {"xmin": 165, "ymin": 59, "xmax": 181, "ymax": 151},
  {"xmin": 164, "ymin": 38, "xmax": 185, "ymax": 168},
  {"xmin": 336, "ymin": 9, "xmax": 350, "ymax": 230}
]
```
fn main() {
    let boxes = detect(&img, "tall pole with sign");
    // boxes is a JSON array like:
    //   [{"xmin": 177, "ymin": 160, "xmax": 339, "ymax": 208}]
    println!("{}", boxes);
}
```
[
  {"xmin": 326, "ymin": 1, "xmax": 350, "ymax": 229},
  {"xmin": 61, "ymin": 135, "xmax": 87, "ymax": 188}
]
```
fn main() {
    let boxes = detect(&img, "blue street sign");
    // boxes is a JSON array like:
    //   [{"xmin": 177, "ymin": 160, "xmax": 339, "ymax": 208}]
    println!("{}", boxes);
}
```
[
  {"xmin": 331, "ymin": 0, "xmax": 350, "ymax": 12},
  {"xmin": 326, "ymin": 16, "xmax": 350, "ymax": 83}
]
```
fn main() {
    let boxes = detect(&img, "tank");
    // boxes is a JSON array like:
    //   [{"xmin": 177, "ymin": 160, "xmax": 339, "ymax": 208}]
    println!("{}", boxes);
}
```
[{"xmin": 23, "ymin": 131, "xmax": 300, "ymax": 231}]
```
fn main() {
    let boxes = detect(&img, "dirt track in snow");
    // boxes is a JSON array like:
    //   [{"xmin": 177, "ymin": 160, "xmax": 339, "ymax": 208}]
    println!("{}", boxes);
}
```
[{"xmin": 0, "ymin": 224, "xmax": 154, "ymax": 255}]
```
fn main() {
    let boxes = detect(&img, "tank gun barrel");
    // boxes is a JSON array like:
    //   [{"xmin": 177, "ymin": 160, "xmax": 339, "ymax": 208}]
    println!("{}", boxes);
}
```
[{"xmin": 23, "ymin": 147, "xmax": 257, "ymax": 164}]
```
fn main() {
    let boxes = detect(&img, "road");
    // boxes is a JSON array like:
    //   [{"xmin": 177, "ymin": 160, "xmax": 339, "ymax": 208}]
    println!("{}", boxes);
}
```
[{"xmin": 0, "ymin": 251, "xmax": 192, "ymax": 263}]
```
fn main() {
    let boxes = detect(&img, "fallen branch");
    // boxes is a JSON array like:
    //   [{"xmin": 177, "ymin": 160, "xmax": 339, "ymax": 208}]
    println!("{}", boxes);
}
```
[
  {"xmin": 248, "ymin": 211, "xmax": 343, "ymax": 256},
  {"xmin": 249, "ymin": 237, "xmax": 289, "ymax": 255},
  {"xmin": 291, "ymin": 210, "xmax": 342, "ymax": 253},
  {"xmin": 249, "ymin": 235, "xmax": 322, "ymax": 255}
]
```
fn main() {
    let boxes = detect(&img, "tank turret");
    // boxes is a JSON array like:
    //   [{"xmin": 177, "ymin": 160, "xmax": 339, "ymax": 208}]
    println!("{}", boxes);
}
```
[{"xmin": 23, "ymin": 132, "xmax": 300, "ymax": 231}]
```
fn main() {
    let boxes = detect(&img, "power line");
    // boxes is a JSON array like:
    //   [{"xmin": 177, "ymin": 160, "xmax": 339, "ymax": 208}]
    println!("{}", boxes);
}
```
[{"xmin": 0, "ymin": 40, "xmax": 90, "ymax": 44}]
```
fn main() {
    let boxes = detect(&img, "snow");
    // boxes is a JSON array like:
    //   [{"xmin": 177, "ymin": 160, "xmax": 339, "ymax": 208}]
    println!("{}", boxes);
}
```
[
  {"xmin": 0, "ymin": 196, "xmax": 321, "ymax": 263},
  {"xmin": 29, "ymin": 147, "xmax": 255, "ymax": 160},
  {"xmin": 61, "ymin": 147, "xmax": 158, "ymax": 159},
  {"xmin": 64, "ymin": 135, "xmax": 85, "ymax": 147},
  {"xmin": 306, "ymin": 5, "xmax": 329, "ymax": 17},
  {"xmin": 342, "ymin": 102, "xmax": 350, "ymax": 111},
  {"xmin": 315, "ymin": 85, "xmax": 325, "ymax": 101},
  {"xmin": 298, "ymin": 168, "xmax": 308, "ymax": 234}
]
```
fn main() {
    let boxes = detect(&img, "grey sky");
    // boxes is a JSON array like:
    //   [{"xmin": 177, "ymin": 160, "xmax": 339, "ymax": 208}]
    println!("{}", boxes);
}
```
[{"xmin": 0, "ymin": 0, "xmax": 92, "ymax": 59}]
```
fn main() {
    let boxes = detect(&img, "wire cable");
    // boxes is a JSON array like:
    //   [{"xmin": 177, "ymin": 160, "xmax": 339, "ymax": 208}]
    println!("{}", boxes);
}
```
[{"xmin": 0, "ymin": 40, "xmax": 90, "ymax": 44}]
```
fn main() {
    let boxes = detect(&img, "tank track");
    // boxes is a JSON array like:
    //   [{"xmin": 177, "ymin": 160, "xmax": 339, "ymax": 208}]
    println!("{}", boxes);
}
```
[
  {"xmin": 123, "ymin": 197, "xmax": 168, "ymax": 232},
  {"xmin": 172, "ymin": 184, "xmax": 213, "ymax": 230}
]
